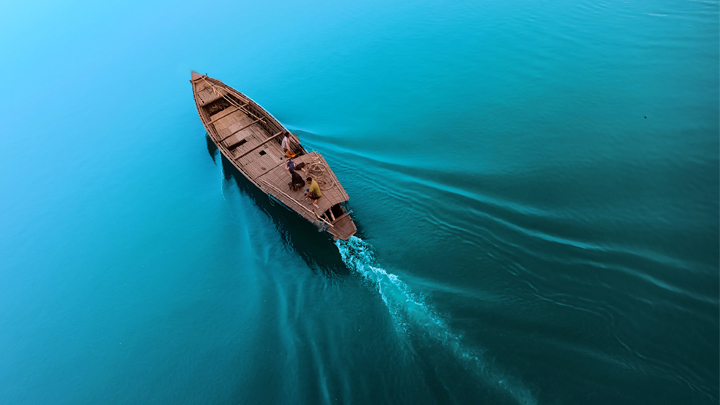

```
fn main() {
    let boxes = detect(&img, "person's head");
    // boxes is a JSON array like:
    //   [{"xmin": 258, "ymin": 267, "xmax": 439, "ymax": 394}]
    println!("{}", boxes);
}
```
[
  {"xmin": 284, "ymin": 132, "xmax": 289, "ymax": 138},
  {"xmin": 306, "ymin": 176, "xmax": 312, "ymax": 182}
]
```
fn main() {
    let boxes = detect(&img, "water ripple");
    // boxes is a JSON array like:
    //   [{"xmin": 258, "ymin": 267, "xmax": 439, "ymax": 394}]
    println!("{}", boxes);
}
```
[{"xmin": 336, "ymin": 237, "xmax": 537, "ymax": 405}]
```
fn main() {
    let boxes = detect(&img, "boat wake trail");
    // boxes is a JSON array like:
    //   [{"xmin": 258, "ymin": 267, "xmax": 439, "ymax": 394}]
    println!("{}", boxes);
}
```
[{"xmin": 336, "ymin": 237, "xmax": 536, "ymax": 405}]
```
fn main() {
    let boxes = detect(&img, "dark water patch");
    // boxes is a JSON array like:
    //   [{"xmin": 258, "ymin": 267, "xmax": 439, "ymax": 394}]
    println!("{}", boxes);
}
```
[{"xmin": 205, "ymin": 133, "xmax": 218, "ymax": 163}]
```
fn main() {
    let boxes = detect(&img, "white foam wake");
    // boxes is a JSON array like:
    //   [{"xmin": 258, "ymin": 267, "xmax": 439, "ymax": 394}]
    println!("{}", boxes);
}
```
[{"xmin": 336, "ymin": 236, "xmax": 537, "ymax": 405}]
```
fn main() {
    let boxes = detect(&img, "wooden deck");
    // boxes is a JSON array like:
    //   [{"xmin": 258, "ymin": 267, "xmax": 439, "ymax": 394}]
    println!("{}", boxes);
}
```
[
  {"xmin": 258, "ymin": 152, "xmax": 349, "ymax": 215},
  {"xmin": 190, "ymin": 72, "xmax": 356, "ymax": 240}
]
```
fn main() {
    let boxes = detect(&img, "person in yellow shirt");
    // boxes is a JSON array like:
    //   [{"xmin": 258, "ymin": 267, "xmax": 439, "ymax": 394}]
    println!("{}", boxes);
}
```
[{"xmin": 304, "ymin": 176, "xmax": 322, "ymax": 205}]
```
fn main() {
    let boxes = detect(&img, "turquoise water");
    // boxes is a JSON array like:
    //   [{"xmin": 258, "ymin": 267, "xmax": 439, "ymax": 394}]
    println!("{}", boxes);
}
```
[{"xmin": 1, "ymin": 0, "xmax": 718, "ymax": 403}]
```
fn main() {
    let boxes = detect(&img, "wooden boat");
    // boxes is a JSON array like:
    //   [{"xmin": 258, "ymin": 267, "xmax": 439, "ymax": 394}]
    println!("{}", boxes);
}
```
[{"xmin": 190, "ymin": 72, "xmax": 357, "ymax": 240}]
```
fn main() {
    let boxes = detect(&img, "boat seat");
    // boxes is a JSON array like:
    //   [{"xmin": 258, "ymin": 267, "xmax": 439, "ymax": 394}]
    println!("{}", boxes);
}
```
[{"xmin": 198, "ymin": 92, "xmax": 223, "ymax": 106}]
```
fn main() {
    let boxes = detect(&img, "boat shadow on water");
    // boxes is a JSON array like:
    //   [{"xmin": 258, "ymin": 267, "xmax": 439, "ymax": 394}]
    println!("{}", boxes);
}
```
[{"xmin": 206, "ymin": 134, "xmax": 357, "ymax": 277}]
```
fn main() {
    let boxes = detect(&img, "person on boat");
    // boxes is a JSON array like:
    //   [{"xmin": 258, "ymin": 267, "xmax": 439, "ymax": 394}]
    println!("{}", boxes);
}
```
[
  {"xmin": 304, "ymin": 176, "xmax": 322, "ymax": 204},
  {"xmin": 285, "ymin": 158, "xmax": 305, "ymax": 172},
  {"xmin": 282, "ymin": 133, "xmax": 296, "ymax": 158},
  {"xmin": 288, "ymin": 169, "xmax": 305, "ymax": 192}
]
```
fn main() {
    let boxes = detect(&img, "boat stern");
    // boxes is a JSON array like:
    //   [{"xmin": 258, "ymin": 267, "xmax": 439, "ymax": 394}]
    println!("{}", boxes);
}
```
[{"xmin": 329, "ymin": 214, "xmax": 357, "ymax": 241}]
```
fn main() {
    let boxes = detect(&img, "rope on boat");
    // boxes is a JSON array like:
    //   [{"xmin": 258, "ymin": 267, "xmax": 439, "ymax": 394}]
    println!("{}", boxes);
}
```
[{"xmin": 306, "ymin": 160, "xmax": 336, "ymax": 190}]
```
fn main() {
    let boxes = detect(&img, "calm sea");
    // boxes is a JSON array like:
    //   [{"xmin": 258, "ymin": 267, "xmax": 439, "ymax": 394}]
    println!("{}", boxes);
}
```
[{"xmin": 1, "ymin": 0, "xmax": 717, "ymax": 403}]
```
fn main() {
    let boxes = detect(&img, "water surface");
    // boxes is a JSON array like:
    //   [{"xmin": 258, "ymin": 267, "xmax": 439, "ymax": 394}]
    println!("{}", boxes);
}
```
[{"xmin": 0, "ymin": 0, "xmax": 718, "ymax": 403}]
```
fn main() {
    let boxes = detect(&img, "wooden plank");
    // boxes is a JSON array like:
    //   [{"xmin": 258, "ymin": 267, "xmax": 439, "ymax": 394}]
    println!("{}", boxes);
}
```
[
  {"xmin": 206, "ymin": 106, "xmax": 239, "ymax": 125},
  {"xmin": 262, "ymin": 181, "xmax": 334, "ymax": 228},
  {"xmin": 329, "ymin": 214, "xmax": 355, "ymax": 239},
  {"xmin": 230, "ymin": 133, "xmax": 261, "ymax": 157},
  {"xmin": 211, "ymin": 115, "xmax": 236, "ymax": 132},
  {"xmin": 234, "ymin": 131, "xmax": 284, "ymax": 160},
  {"xmin": 198, "ymin": 89, "xmax": 218, "ymax": 105},
  {"xmin": 331, "ymin": 212, "xmax": 349, "ymax": 224},
  {"xmin": 226, "ymin": 124, "xmax": 276, "ymax": 150},
  {"xmin": 239, "ymin": 146, "xmax": 277, "ymax": 178},
  {"xmin": 220, "ymin": 117, "xmax": 265, "ymax": 142},
  {"xmin": 217, "ymin": 127, "xmax": 231, "ymax": 138}
]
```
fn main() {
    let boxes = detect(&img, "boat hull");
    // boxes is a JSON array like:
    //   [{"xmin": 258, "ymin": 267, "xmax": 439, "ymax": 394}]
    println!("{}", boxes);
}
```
[{"xmin": 190, "ymin": 72, "xmax": 357, "ymax": 240}]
